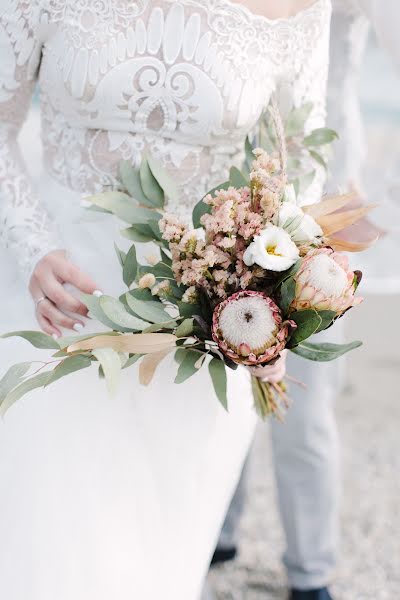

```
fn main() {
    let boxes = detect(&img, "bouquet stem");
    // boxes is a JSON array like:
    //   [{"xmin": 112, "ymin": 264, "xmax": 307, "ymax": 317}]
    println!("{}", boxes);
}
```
[{"xmin": 251, "ymin": 375, "xmax": 289, "ymax": 421}]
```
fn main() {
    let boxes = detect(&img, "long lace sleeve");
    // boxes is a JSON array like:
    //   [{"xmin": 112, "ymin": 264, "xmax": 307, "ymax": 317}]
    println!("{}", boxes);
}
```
[
  {"xmin": 276, "ymin": 0, "xmax": 332, "ymax": 206},
  {"xmin": 0, "ymin": 0, "xmax": 60, "ymax": 282}
]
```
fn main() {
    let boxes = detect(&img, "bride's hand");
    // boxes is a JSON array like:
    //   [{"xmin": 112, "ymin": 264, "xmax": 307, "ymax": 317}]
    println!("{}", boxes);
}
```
[
  {"xmin": 249, "ymin": 350, "xmax": 287, "ymax": 384},
  {"xmin": 29, "ymin": 250, "xmax": 99, "ymax": 338}
]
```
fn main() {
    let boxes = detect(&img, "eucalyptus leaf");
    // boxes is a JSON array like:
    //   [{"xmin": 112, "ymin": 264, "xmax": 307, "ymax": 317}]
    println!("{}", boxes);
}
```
[
  {"xmin": 46, "ymin": 355, "xmax": 92, "ymax": 386},
  {"xmin": 81, "ymin": 294, "xmax": 120, "ymax": 330},
  {"xmin": 244, "ymin": 136, "xmax": 255, "ymax": 173},
  {"xmin": 86, "ymin": 191, "xmax": 143, "ymax": 223},
  {"xmin": 285, "ymin": 102, "xmax": 313, "ymax": 137},
  {"xmin": 208, "ymin": 358, "xmax": 228, "ymax": 411},
  {"xmin": 229, "ymin": 166, "xmax": 248, "ymax": 188},
  {"xmin": 125, "ymin": 295, "xmax": 172, "ymax": 324},
  {"xmin": 299, "ymin": 170, "xmax": 316, "ymax": 193},
  {"xmin": 175, "ymin": 349, "xmax": 202, "ymax": 384},
  {"xmin": 0, "ymin": 362, "xmax": 31, "ymax": 404},
  {"xmin": 121, "ymin": 224, "xmax": 157, "ymax": 243},
  {"xmin": 279, "ymin": 277, "xmax": 296, "ymax": 315},
  {"xmin": 309, "ymin": 149, "xmax": 328, "ymax": 170},
  {"xmin": 114, "ymin": 243, "xmax": 126, "ymax": 268},
  {"xmin": 274, "ymin": 260, "xmax": 302, "ymax": 288},
  {"xmin": 291, "ymin": 340, "xmax": 362, "ymax": 362},
  {"xmin": 1, "ymin": 331, "xmax": 60, "ymax": 350},
  {"xmin": 123, "ymin": 354, "xmax": 142, "ymax": 369},
  {"xmin": 92, "ymin": 348, "xmax": 121, "ymax": 396},
  {"xmin": 315, "ymin": 310, "xmax": 337, "ymax": 333},
  {"xmin": 119, "ymin": 160, "xmax": 149, "ymax": 205},
  {"xmin": 99, "ymin": 296, "xmax": 150, "ymax": 331},
  {"xmin": 177, "ymin": 302, "xmax": 202, "ymax": 319},
  {"xmin": 147, "ymin": 155, "xmax": 179, "ymax": 202},
  {"xmin": 175, "ymin": 318, "xmax": 194, "ymax": 338},
  {"xmin": 0, "ymin": 372, "xmax": 51, "ymax": 417},
  {"xmin": 287, "ymin": 310, "xmax": 322, "ymax": 348},
  {"xmin": 304, "ymin": 128, "xmax": 338, "ymax": 147},
  {"xmin": 123, "ymin": 244, "xmax": 138, "ymax": 287},
  {"xmin": 140, "ymin": 158, "xmax": 164, "ymax": 208}
]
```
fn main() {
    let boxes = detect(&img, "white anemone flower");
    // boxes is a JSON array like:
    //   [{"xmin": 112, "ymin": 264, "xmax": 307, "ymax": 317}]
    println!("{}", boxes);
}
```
[
  {"xmin": 243, "ymin": 225, "xmax": 300, "ymax": 272},
  {"xmin": 276, "ymin": 201, "xmax": 323, "ymax": 244}
]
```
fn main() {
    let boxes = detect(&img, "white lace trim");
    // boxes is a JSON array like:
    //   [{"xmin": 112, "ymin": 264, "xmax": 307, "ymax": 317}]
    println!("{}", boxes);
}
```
[{"xmin": 0, "ymin": 0, "xmax": 331, "ymax": 276}]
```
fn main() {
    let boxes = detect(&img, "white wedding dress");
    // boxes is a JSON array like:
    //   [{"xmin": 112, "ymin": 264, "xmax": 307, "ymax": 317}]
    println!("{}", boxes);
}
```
[{"xmin": 0, "ymin": 1, "xmax": 331, "ymax": 599}]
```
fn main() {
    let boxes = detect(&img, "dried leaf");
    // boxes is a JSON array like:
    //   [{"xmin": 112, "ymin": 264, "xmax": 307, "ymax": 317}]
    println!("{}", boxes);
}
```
[
  {"xmin": 139, "ymin": 349, "xmax": 171, "ymax": 386},
  {"xmin": 68, "ymin": 333, "xmax": 177, "ymax": 355},
  {"xmin": 318, "ymin": 206, "xmax": 376, "ymax": 236},
  {"xmin": 302, "ymin": 192, "xmax": 357, "ymax": 219}
]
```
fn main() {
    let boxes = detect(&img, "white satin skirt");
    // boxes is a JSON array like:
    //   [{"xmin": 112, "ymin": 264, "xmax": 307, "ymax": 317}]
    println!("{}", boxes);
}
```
[{"xmin": 0, "ymin": 175, "xmax": 257, "ymax": 600}]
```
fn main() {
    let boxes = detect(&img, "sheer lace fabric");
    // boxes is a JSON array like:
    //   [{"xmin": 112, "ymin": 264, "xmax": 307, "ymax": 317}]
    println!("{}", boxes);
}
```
[{"xmin": 0, "ymin": 0, "xmax": 331, "ymax": 278}]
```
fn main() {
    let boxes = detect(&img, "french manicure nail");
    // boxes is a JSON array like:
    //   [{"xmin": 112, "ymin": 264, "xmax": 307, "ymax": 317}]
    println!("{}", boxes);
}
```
[
  {"xmin": 52, "ymin": 333, "xmax": 60, "ymax": 340},
  {"xmin": 93, "ymin": 290, "xmax": 103, "ymax": 297},
  {"xmin": 73, "ymin": 323, "xmax": 84, "ymax": 332}
]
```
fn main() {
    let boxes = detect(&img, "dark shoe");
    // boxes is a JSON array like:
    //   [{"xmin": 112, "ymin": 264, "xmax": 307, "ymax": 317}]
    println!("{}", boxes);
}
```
[
  {"xmin": 290, "ymin": 587, "xmax": 333, "ymax": 600},
  {"xmin": 210, "ymin": 545, "xmax": 237, "ymax": 566}
]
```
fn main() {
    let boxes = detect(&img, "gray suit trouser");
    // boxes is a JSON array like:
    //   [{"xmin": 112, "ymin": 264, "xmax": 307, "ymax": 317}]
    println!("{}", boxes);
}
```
[{"xmin": 217, "ymin": 326, "xmax": 344, "ymax": 590}]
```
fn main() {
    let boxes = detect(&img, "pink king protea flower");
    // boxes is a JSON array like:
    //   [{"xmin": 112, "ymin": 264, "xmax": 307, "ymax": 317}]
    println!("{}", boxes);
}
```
[
  {"xmin": 212, "ymin": 291, "xmax": 295, "ymax": 366},
  {"xmin": 291, "ymin": 248, "xmax": 363, "ymax": 314}
]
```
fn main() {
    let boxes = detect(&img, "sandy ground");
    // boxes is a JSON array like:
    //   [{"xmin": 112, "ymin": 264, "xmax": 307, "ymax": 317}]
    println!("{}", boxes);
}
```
[{"xmin": 208, "ymin": 295, "xmax": 400, "ymax": 600}]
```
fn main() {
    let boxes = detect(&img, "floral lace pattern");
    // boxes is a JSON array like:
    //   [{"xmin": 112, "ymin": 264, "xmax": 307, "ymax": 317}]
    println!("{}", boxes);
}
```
[{"xmin": 0, "ymin": 0, "xmax": 331, "ymax": 278}]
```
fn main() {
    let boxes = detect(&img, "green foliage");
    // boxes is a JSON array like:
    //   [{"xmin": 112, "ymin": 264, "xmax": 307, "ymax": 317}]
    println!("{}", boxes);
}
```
[
  {"xmin": 175, "ymin": 349, "xmax": 202, "ymax": 384},
  {"xmin": 92, "ymin": 348, "xmax": 121, "ymax": 396},
  {"xmin": 125, "ymin": 295, "xmax": 172, "ymax": 325},
  {"xmin": 99, "ymin": 295, "xmax": 150, "ymax": 331},
  {"xmin": 229, "ymin": 166, "xmax": 248, "ymax": 188},
  {"xmin": 285, "ymin": 102, "xmax": 313, "ymax": 137},
  {"xmin": 0, "ymin": 372, "xmax": 51, "ymax": 417},
  {"xmin": 46, "ymin": 355, "xmax": 92, "ymax": 386},
  {"xmin": 287, "ymin": 309, "xmax": 322, "ymax": 348},
  {"xmin": 119, "ymin": 160, "xmax": 150, "ymax": 205},
  {"xmin": 140, "ymin": 157, "xmax": 164, "ymax": 208},
  {"xmin": 208, "ymin": 358, "xmax": 228, "ymax": 411},
  {"xmin": 279, "ymin": 277, "xmax": 296, "ymax": 315},
  {"xmin": 122, "ymin": 244, "xmax": 138, "ymax": 287},
  {"xmin": 304, "ymin": 128, "xmax": 338, "ymax": 147},
  {"xmin": 175, "ymin": 318, "xmax": 195, "ymax": 338},
  {"xmin": 315, "ymin": 310, "xmax": 337, "ymax": 333},
  {"xmin": 0, "ymin": 363, "xmax": 31, "ymax": 405},
  {"xmin": 291, "ymin": 340, "xmax": 362, "ymax": 362},
  {"xmin": 1, "ymin": 331, "xmax": 60, "ymax": 349}
]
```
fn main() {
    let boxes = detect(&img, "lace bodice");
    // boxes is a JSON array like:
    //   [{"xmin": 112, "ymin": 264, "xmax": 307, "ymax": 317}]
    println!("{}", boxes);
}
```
[{"xmin": 0, "ymin": 0, "xmax": 331, "ymax": 279}]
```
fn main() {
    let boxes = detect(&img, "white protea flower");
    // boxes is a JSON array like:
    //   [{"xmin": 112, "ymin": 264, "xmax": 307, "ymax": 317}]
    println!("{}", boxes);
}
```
[
  {"xmin": 276, "ymin": 201, "xmax": 323, "ymax": 244},
  {"xmin": 291, "ymin": 248, "xmax": 363, "ymax": 314},
  {"xmin": 212, "ymin": 291, "xmax": 295, "ymax": 366},
  {"xmin": 243, "ymin": 225, "xmax": 300, "ymax": 272}
]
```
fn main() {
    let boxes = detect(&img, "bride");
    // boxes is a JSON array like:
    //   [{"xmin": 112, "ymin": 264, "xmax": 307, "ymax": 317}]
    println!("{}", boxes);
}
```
[{"xmin": 0, "ymin": 1, "xmax": 331, "ymax": 598}]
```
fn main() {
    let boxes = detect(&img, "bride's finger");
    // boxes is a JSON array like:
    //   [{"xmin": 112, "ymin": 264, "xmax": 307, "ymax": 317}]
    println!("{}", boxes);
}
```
[
  {"xmin": 36, "ymin": 312, "xmax": 61, "ymax": 338},
  {"xmin": 41, "ymin": 278, "xmax": 88, "ymax": 317},
  {"xmin": 58, "ymin": 261, "xmax": 98, "ymax": 295},
  {"xmin": 39, "ymin": 299, "xmax": 84, "ymax": 332}
]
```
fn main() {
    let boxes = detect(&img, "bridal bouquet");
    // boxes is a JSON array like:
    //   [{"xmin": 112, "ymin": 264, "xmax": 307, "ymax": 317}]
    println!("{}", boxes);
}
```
[{"xmin": 0, "ymin": 107, "xmax": 373, "ymax": 419}]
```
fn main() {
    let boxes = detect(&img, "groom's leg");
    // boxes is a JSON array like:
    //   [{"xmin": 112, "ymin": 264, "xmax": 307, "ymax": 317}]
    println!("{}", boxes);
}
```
[{"xmin": 270, "ymin": 326, "xmax": 343, "ymax": 590}]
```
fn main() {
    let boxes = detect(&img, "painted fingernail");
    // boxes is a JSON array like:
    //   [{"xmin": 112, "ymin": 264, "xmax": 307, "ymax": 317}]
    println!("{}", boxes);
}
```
[
  {"xmin": 93, "ymin": 290, "xmax": 103, "ymax": 297},
  {"xmin": 73, "ymin": 323, "xmax": 84, "ymax": 332},
  {"xmin": 52, "ymin": 333, "xmax": 60, "ymax": 340}
]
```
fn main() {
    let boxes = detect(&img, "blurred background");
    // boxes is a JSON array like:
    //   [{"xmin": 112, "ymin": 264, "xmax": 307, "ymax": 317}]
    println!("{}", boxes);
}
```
[{"xmin": 20, "ymin": 18, "xmax": 399, "ymax": 600}]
